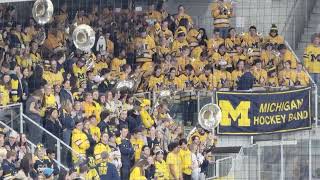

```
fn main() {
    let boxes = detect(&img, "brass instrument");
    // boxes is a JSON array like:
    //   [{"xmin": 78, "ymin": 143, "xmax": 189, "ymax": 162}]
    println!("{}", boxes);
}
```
[
  {"xmin": 72, "ymin": 24, "xmax": 96, "ymax": 52},
  {"xmin": 198, "ymin": 103, "xmax": 222, "ymax": 131},
  {"xmin": 32, "ymin": 0, "xmax": 54, "ymax": 25}
]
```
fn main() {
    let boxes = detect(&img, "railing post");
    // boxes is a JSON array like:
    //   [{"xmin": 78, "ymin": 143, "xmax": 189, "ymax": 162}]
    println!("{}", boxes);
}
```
[
  {"xmin": 309, "ymin": 136, "xmax": 312, "ymax": 180},
  {"xmin": 20, "ymin": 104, "xmax": 23, "ymax": 134},
  {"xmin": 280, "ymin": 142, "xmax": 284, "ymax": 180},
  {"xmin": 57, "ymin": 141, "xmax": 61, "ymax": 164},
  {"xmin": 315, "ymin": 85, "xmax": 318, "ymax": 127},
  {"xmin": 216, "ymin": 160, "xmax": 220, "ymax": 177},
  {"xmin": 10, "ymin": 109, "xmax": 13, "ymax": 129}
]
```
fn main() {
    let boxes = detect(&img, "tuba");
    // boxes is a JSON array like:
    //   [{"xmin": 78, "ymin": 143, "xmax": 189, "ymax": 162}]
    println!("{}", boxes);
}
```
[
  {"xmin": 198, "ymin": 103, "xmax": 222, "ymax": 131},
  {"xmin": 72, "ymin": 24, "xmax": 96, "ymax": 52},
  {"xmin": 32, "ymin": 0, "xmax": 54, "ymax": 25}
]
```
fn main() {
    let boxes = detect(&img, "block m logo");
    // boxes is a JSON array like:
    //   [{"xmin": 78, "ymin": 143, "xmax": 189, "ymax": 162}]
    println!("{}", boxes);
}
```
[{"xmin": 218, "ymin": 100, "xmax": 251, "ymax": 127}]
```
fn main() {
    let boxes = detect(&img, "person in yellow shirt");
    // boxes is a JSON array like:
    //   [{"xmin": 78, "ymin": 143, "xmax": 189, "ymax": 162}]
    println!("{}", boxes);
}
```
[
  {"xmin": 86, "ymin": 157, "xmax": 100, "ymax": 180},
  {"xmin": 111, "ymin": 48, "xmax": 127, "ymax": 73},
  {"xmin": 210, "ymin": 0, "xmax": 234, "ymax": 38},
  {"xmin": 164, "ymin": 67, "xmax": 184, "ymax": 91},
  {"xmin": 129, "ymin": 159, "xmax": 149, "ymax": 180},
  {"xmin": 172, "ymin": 32, "xmax": 189, "ymax": 56},
  {"xmin": 225, "ymin": 28, "xmax": 242, "ymax": 56},
  {"xmin": 71, "ymin": 120, "xmax": 90, "ymax": 163},
  {"xmin": 140, "ymin": 99, "xmax": 155, "ymax": 129},
  {"xmin": 178, "ymin": 139, "xmax": 192, "ymax": 179},
  {"xmin": 160, "ymin": 20, "xmax": 174, "ymax": 43},
  {"xmin": 261, "ymin": 42, "xmax": 280, "ymax": 71},
  {"xmin": 303, "ymin": 33, "xmax": 320, "ymax": 86},
  {"xmin": 135, "ymin": 27, "xmax": 156, "ymax": 63},
  {"xmin": 264, "ymin": 24, "xmax": 284, "ymax": 48},
  {"xmin": 212, "ymin": 44, "xmax": 232, "ymax": 66},
  {"xmin": 30, "ymin": 41, "xmax": 42, "ymax": 65},
  {"xmin": 267, "ymin": 68, "xmax": 279, "ymax": 87},
  {"xmin": 43, "ymin": 84, "xmax": 56, "ymax": 110},
  {"xmin": 198, "ymin": 64, "xmax": 217, "ymax": 90},
  {"xmin": 176, "ymin": 46, "xmax": 192, "ymax": 73},
  {"xmin": 295, "ymin": 63, "xmax": 310, "ymax": 86},
  {"xmin": 207, "ymin": 29, "xmax": 224, "ymax": 55},
  {"xmin": 105, "ymin": 32, "xmax": 114, "ymax": 57},
  {"xmin": 192, "ymin": 51, "xmax": 208, "ymax": 75},
  {"xmin": 89, "ymin": 115, "xmax": 101, "ymax": 142},
  {"xmin": 167, "ymin": 142, "xmax": 182, "ymax": 180},
  {"xmin": 231, "ymin": 45, "xmax": 249, "ymax": 66},
  {"xmin": 214, "ymin": 63, "xmax": 232, "ymax": 89},
  {"xmin": 94, "ymin": 132, "xmax": 111, "ymax": 164},
  {"xmin": 175, "ymin": 5, "xmax": 193, "ymax": 26},
  {"xmin": 0, "ymin": 74, "xmax": 10, "ymax": 106},
  {"xmin": 72, "ymin": 58, "xmax": 87, "ymax": 88},
  {"xmin": 148, "ymin": 65, "xmax": 164, "ymax": 91},
  {"xmin": 42, "ymin": 59, "xmax": 64, "ymax": 86},
  {"xmin": 179, "ymin": 64, "xmax": 199, "ymax": 90},
  {"xmin": 231, "ymin": 60, "xmax": 245, "ymax": 88},
  {"xmin": 278, "ymin": 44, "xmax": 297, "ymax": 69},
  {"xmin": 82, "ymin": 92, "xmax": 96, "ymax": 118},
  {"xmin": 147, "ymin": 4, "xmax": 163, "ymax": 22},
  {"xmin": 252, "ymin": 59, "xmax": 268, "ymax": 87},
  {"xmin": 130, "ymin": 128, "xmax": 145, "ymax": 162},
  {"xmin": 154, "ymin": 150, "xmax": 170, "ymax": 180},
  {"xmin": 279, "ymin": 61, "xmax": 296, "ymax": 86},
  {"xmin": 94, "ymin": 53, "xmax": 109, "ymax": 75},
  {"xmin": 242, "ymin": 26, "xmax": 263, "ymax": 61}
]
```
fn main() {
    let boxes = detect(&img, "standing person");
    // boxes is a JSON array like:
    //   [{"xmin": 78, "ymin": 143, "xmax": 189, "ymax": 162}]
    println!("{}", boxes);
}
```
[
  {"xmin": 179, "ymin": 139, "xmax": 192, "ymax": 180},
  {"xmin": 237, "ymin": 64, "xmax": 255, "ymax": 90},
  {"xmin": 129, "ymin": 159, "xmax": 151, "ymax": 180},
  {"xmin": 44, "ymin": 108, "xmax": 62, "ymax": 150},
  {"xmin": 118, "ymin": 126, "xmax": 134, "ymax": 180},
  {"xmin": 71, "ymin": 120, "xmax": 90, "ymax": 164},
  {"xmin": 210, "ymin": 0, "xmax": 233, "ymax": 38},
  {"xmin": 154, "ymin": 150, "xmax": 169, "ymax": 180},
  {"xmin": 25, "ymin": 89, "xmax": 44, "ymax": 144},
  {"xmin": 304, "ymin": 33, "xmax": 320, "ymax": 87},
  {"xmin": 96, "ymin": 152, "xmax": 120, "ymax": 180},
  {"xmin": 166, "ymin": 142, "xmax": 182, "ymax": 180},
  {"xmin": 60, "ymin": 100, "xmax": 75, "ymax": 145},
  {"xmin": 109, "ymin": 133, "xmax": 122, "ymax": 174}
]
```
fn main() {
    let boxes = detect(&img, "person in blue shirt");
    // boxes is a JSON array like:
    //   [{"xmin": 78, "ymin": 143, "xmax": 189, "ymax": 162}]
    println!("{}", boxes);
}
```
[
  {"xmin": 237, "ymin": 63, "xmax": 255, "ymax": 90},
  {"xmin": 96, "ymin": 152, "xmax": 120, "ymax": 180},
  {"xmin": 118, "ymin": 125, "xmax": 134, "ymax": 180}
]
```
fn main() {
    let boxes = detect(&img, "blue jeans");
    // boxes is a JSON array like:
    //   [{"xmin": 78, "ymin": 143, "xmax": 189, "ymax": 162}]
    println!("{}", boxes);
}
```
[{"xmin": 215, "ymin": 27, "xmax": 229, "ymax": 39}]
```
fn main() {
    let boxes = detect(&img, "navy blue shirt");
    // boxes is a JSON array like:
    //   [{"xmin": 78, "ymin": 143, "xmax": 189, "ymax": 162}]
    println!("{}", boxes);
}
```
[
  {"xmin": 96, "ymin": 162, "xmax": 120, "ymax": 180},
  {"xmin": 237, "ymin": 72, "xmax": 255, "ymax": 90}
]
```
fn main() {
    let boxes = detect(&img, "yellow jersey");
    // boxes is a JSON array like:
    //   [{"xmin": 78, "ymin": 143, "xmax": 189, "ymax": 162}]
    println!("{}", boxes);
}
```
[
  {"xmin": 166, "ymin": 152, "xmax": 182, "ymax": 179},
  {"xmin": 210, "ymin": 1, "xmax": 233, "ymax": 28},
  {"xmin": 267, "ymin": 76, "xmax": 279, "ymax": 87},
  {"xmin": 0, "ymin": 85, "xmax": 10, "ymax": 106},
  {"xmin": 155, "ymin": 160, "xmax": 170, "ymax": 180},
  {"xmin": 179, "ymin": 149, "xmax": 192, "ymax": 175},
  {"xmin": 164, "ymin": 76, "xmax": 184, "ymax": 90},
  {"xmin": 295, "ymin": 71, "xmax": 310, "ymax": 86},
  {"xmin": 303, "ymin": 44, "xmax": 320, "ymax": 73},
  {"xmin": 198, "ymin": 74, "xmax": 217, "ymax": 90},
  {"xmin": 130, "ymin": 138, "xmax": 145, "ymax": 161},
  {"xmin": 252, "ymin": 69, "xmax": 268, "ymax": 86},
  {"xmin": 279, "ymin": 69, "xmax": 296, "ymax": 86},
  {"xmin": 148, "ymin": 75, "xmax": 164, "ymax": 91},
  {"xmin": 111, "ymin": 57, "xmax": 126, "ymax": 73},
  {"xmin": 130, "ymin": 167, "xmax": 147, "ymax": 180},
  {"xmin": 231, "ymin": 70, "xmax": 243, "ymax": 87},
  {"xmin": 94, "ymin": 143, "xmax": 111, "ymax": 164},
  {"xmin": 213, "ymin": 70, "xmax": 232, "ymax": 88},
  {"xmin": 72, "ymin": 64, "xmax": 87, "ymax": 88},
  {"xmin": 280, "ymin": 50, "xmax": 297, "ymax": 69}
]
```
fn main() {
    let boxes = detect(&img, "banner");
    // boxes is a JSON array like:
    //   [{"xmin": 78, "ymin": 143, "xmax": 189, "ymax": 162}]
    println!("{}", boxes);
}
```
[{"xmin": 216, "ymin": 87, "xmax": 312, "ymax": 135}]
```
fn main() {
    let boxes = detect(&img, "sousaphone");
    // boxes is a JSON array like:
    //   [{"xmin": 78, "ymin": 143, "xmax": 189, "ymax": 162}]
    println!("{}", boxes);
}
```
[
  {"xmin": 198, "ymin": 103, "xmax": 222, "ymax": 131},
  {"xmin": 32, "ymin": 0, "xmax": 54, "ymax": 25},
  {"xmin": 72, "ymin": 24, "xmax": 96, "ymax": 52}
]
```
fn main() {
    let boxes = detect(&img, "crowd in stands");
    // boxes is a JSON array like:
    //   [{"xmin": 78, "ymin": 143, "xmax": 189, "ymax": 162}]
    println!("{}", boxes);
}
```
[{"xmin": 0, "ymin": 0, "xmax": 318, "ymax": 179}]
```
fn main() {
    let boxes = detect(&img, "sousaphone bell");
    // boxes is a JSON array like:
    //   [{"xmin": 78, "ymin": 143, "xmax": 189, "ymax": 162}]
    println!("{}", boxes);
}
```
[
  {"xmin": 198, "ymin": 103, "xmax": 222, "ymax": 131},
  {"xmin": 32, "ymin": 0, "xmax": 54, "ymax": 25},
  {"xmin": 72, "ymin": 24, "xmax": 96, "ymax": 52}
]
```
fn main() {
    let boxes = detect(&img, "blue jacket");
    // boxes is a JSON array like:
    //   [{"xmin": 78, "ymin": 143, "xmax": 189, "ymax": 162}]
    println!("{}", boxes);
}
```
[
  {"xmin": 96, "ymin": 162, "xmax": 120, "ymax": 180},
  {"xmin": 119, "ymin": 139, "xmax": 134, "ymax": 166}
]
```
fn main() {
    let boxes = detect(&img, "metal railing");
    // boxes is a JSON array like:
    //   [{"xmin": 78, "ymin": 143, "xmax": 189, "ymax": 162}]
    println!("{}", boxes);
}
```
[
  {"xmin": 0, "ymin": 118, "xmax": 68, "ymax": 170},
  {"xmin": 0, "ymin": 103, "xmax": 80, "ymax": 169}
]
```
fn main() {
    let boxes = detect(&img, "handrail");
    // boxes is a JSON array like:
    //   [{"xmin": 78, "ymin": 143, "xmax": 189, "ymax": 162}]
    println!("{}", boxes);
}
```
[
  {"xmin": 0, "ymin": 120, "xmax": 68, "ymax": 170},
  {"xmin": 0, "ymin": 103, "xmax": 22, "ymax": 109},
  {"xmin": 22, "ymin": 114, "xmax": 81, "ymax": 157}
]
